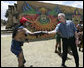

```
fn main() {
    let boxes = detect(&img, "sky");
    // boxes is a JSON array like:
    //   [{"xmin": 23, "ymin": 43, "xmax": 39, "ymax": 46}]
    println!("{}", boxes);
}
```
[{"xmin": 1, "ymin": 1, "xmax": 83, "ymax": 21}]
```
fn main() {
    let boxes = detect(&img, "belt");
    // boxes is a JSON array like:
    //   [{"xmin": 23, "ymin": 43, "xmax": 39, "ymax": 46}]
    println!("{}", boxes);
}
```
[{"xmin": 62, "ymin": 36, "xmax": 75, "ymax": 39}]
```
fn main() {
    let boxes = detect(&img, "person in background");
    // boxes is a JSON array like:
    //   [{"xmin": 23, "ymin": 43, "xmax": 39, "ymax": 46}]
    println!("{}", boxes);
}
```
[
  {"xmin": 76, "ymin": 20, "xmax": 83, "ymax": 52},
  {"xmin": 55, "ymin": 21, "xmax": 62, "ymax": 55}
]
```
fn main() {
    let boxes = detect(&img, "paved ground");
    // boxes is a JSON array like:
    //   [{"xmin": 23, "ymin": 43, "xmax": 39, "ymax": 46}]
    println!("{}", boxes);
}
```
[
  {"xmin": 1, "ymin": 26, "xmax": 6, "ymax": 30},
  {"xmin": 1, "ymin": 34, "xmax": 83, "ymax": 67}
]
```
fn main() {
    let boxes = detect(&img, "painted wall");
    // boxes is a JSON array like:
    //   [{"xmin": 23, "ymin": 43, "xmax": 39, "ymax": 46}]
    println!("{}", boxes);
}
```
[{"xmin": 17, "ymin": 1, "xmax": 83, "ymax": 41}]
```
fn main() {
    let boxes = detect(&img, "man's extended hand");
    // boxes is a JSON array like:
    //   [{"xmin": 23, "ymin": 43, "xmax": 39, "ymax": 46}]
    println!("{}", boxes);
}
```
[
  {"xmin": 41, "ymin": 31, "xmax": 48, "ymax": 34},
  {"xmin": 33, "ymin": 31, "xmax": 48, "ymax": 35},
  {"xmin": 33, "ymin": 31, "xmax": 48, "ymax": 38}
]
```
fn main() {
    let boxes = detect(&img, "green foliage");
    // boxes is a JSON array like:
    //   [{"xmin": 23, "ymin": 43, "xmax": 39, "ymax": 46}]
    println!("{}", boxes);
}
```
[
  {"xmin": 48, "ymin": 10, "xmax": 58, "ymax": 16},
  {"xmin": 24, "ymin": 8, "xmax": 37, "ymax": 14}
]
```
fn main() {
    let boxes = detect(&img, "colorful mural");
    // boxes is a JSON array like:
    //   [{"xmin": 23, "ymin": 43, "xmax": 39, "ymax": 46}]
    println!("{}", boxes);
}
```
[
  {"xmin": 17, "ymin": 1, "xmax": 83, "ymax": 41},
  {"xmin": 21, "ymin": 2, "xmax": 62, "ymax": 31}
]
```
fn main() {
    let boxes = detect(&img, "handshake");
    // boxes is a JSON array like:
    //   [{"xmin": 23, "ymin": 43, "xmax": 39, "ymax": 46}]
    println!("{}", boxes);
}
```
[
  {"xmin": 41, "ymin": 31, "xmax": 48, "ymax": 34},
  {"xmin": 33, "ymin": 31, "xmax": 49, "ymax": 35}
]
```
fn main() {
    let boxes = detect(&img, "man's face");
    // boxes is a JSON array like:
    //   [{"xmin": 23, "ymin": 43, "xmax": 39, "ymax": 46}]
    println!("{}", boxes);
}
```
[{"xmin": 58, "ymin": 15, "xmax": 65, "ymax": 22}]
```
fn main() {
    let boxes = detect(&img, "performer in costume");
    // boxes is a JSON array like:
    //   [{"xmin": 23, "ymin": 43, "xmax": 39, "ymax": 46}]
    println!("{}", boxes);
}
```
[{"xmin": 11, "ymin": 17, "xmax": 47, "ymax": 67}]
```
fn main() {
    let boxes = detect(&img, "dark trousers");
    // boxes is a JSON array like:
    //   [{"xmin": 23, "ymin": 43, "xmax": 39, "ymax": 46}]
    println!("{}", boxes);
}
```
[{"xmin": 62, "ymin": 36, "xmax": 79, "ymax": 67}]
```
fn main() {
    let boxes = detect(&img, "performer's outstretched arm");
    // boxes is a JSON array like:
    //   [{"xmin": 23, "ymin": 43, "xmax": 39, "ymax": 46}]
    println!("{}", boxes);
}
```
[{"xmin": 23, "ymin": 28, "xmax": 47, "ymax": 35}]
